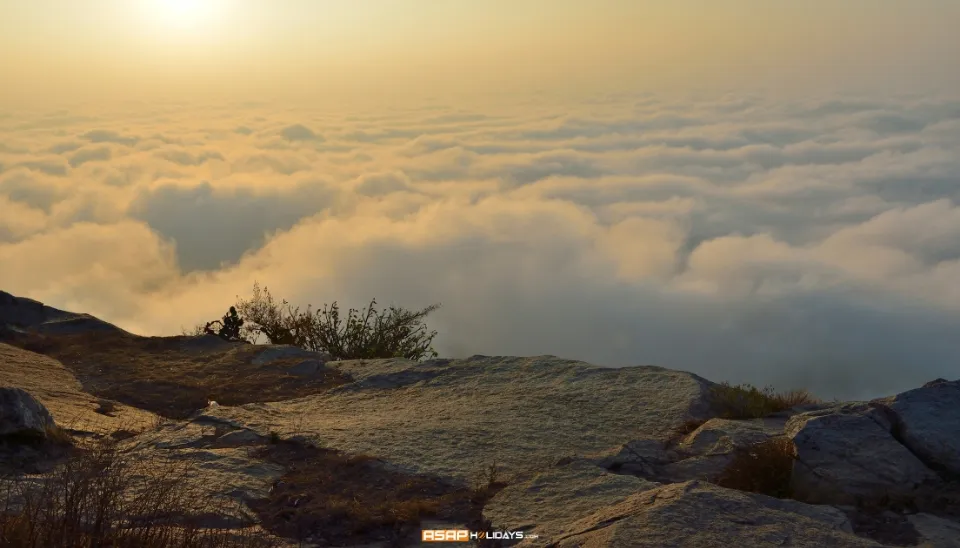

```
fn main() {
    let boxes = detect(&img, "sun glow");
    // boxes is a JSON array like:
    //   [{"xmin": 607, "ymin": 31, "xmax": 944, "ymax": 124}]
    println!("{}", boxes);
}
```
[{"xmin": 145, "ymin": 0, "xmax": 220, "ymax": 31}]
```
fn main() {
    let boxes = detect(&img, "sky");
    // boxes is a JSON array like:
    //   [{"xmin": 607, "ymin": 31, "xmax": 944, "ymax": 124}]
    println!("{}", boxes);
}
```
[{"xmin": 1, "ymin": 0, "xmax": 960, "ymax": 400}]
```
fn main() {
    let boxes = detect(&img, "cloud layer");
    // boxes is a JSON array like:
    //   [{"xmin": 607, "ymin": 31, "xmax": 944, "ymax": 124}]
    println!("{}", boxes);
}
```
[{"xmin": 2, "ymin": 93, "xmax": 960, "ymax": 400}]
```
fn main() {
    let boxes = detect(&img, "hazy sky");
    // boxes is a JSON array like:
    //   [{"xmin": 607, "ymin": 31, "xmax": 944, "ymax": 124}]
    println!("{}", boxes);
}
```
[
  {"xmin": 2, "ymin": 0, "xmax": 958, "ymax": 103},
  {"xmin": 2, "ymin": 1, "xmax": 960, "ymax": 400}
]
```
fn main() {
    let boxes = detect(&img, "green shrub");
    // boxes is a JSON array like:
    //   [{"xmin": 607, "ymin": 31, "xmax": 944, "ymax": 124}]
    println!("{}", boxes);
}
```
[
  {"xmin": 711, "ymin": 382, "xmax": 819, "ymax": 419},
  {"xmin": 234, "ymin": 282, "xmax": 441, "ymax": 362}
]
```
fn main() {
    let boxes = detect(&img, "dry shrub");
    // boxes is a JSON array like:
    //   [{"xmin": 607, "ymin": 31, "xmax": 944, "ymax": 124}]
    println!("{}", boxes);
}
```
[
  {"xmin": 235, "ymin": 282, "xmax": 441, "ymax": 361},
  {"xmin": 470, "ymin": 460, "xmax": 507, "ymax": 504},
  {"xmin": 0, "ymin": 437, "xmax": 276, "ymax": 548},
  {"xmin": 711, "ymin": 382, "xmax": 819, "ymax": 419},
  {"xmin": 715, "ymin": 437, "xmax": 796, "ymax": 499}
]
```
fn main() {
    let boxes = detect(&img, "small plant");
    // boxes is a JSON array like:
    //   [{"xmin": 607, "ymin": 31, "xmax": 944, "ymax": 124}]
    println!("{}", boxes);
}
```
[
  {"xmin": 291, "ymin": 412, "xmax": 306, "ymax": 438},
  {"xmin": 470, "ymin": 459, "xmax": 506, "ymax": 503},
  {"xmin": 203, "ymin": 306, "xmax": 247, "ymax": 342},
  {"xmin": 711, "ymin": 382, "xmax": 819, "ymax": 420},
  {"xmin": 715, "ymin": 437, "xmax": 796, "ymax": 499}
]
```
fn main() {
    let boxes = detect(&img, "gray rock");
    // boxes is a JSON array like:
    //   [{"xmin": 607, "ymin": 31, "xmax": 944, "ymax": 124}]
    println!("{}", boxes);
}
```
[
  {"xmin": 908, "ymin": 513, "xmax": 960, "ymax": 548},
  {"xmin": 873, "ymin": 379, "xmax": 960, "ymax": 477},
  {"xmin": 786, "ymin": 403, "xmax": 940, "ymax": 504},
  {"xmin": 0, "ymin": 387, "xmax": 57, "ymax": 438},
  {"xmin": 551, "ymin": 480, "xmax": 881, "ymax": 547}
]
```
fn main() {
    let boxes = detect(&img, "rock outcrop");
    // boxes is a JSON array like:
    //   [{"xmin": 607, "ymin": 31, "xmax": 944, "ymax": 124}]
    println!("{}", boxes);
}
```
[
  {"xmin": 0, "ymin": 290, "xmax": 73, "ymax": 328},
  {"xmin": 0, "ymin": 290, "xmax": 124, "ymax": 336},
  {"xmin": 197, "ymin": 355, "xmax": 717, "ymax": 482},
  {"xmin": 1, "ymin": 291, "xmax": 959, "ymax": 547}
]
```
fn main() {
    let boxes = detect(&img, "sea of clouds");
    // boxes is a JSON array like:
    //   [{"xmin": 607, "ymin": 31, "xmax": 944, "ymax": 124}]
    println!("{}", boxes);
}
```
[{"xmin": 2, "ymin": 92, "xmax": 959, "ymax": 400}]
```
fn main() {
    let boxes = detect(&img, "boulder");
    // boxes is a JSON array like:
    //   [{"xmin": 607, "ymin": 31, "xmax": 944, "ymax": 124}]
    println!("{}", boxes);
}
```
[
  {"xmin": 550, "ymin": 480, "xmax": 881, "ymax": 547},
  {"xmin": 0, "ymin": 343, "xmax": 157, "ymax": 437},
  {"xmin": 873, "ymin": 378, "xmax": 960, "ymax": 477},
  {"xmin": 786, "ymin": 403, "xmax": 940, "ymax": 504},
  {"xmin": 0, "ymin": 387, "xmax": 57, "ymax": 439}
]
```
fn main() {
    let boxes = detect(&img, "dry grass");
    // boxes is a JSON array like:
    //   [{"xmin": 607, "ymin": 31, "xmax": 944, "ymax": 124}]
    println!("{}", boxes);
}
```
[
  {"xmin": 0, "ymin": 436, "xmax": 277, "ymax": 548},
  {"xmin": 4, "ymin": 330, "xmax": 352, "ymax": 419},
  {"xmin": 249, "ymin": 440, "xmax": 506, "ymax": 546},
  {"xmin": 711, "ymin": 382, "xmax": 820, "ymax": 420},
  {"xmin": 714, "ymin": 437, "xmax": 797, "ymax": 499}
]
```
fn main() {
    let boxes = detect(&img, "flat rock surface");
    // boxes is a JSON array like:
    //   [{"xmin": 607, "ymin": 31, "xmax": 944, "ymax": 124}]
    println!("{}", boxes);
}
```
[
  {"xmin": 124, "ymin": 423, "xmax": 284, "ymax": 507},
  {"xmin": 0, "ymin": 343, "xmax": 155, "ymax": 435},
  {"xmin": 197, "ymin": 355, "xmax": 716, "ymax": 483},
  {"xmin": 484, "ymin": 458, "xmax": 661, "ymax": 543},
  {"xmin": 908, "ymin": 513, "xmax": 960, "ymax": 548},
  {"xmin": 550, "ymin": 480, "xmax": 883, "ymax": 548}
]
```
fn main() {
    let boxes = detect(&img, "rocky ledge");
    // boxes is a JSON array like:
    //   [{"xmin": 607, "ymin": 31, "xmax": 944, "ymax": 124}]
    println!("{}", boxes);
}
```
[{"xmin": 0, "ymin": 291, "xmax": 957, "ymax": 547}]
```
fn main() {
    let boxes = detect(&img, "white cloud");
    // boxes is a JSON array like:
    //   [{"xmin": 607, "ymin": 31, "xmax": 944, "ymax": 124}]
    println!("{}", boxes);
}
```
[{"xmin": 2, "ymin": 94, "xmax": 960, "ymax": 400}]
